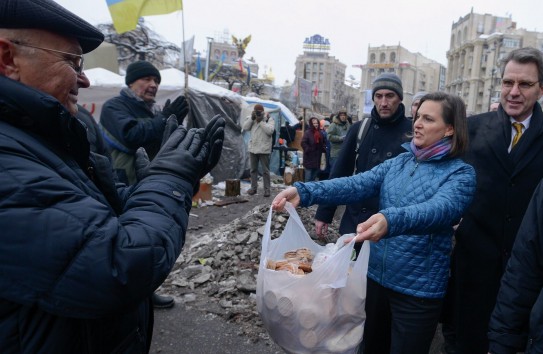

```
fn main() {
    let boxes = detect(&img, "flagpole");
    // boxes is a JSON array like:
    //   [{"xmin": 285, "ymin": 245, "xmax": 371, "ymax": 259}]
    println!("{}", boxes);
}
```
[{"xmin": 180, "ymin": 6, "xmax": 188, "ymax": 90}]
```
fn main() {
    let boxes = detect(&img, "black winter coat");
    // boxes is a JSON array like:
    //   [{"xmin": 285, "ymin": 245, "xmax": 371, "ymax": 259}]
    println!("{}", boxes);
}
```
[
  {"xmin": 488, "ymin": 180, "xmax": 543, "ymax": 354},
  {"xmin": 453, "ymin": 103, "xmax": 543, "ymax": 353},
  {"xmin": 0, "ymin": 76, "xmax": 191, "ymax": 353},
  {"xmin": 100, "ymin": 89, "xmax": 165, "ymax": 184},
  {"xmin": 301, "ymin": 127, "xmax": 326, "ymax": 169},
  {"xmin": 315, "ymin": 105, "xmax": 411, "ymax": 234}
]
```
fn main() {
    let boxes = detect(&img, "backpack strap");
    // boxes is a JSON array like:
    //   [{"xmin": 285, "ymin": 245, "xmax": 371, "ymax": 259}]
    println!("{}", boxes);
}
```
[{"xmin": 354, "ymin": 117, "xmax": 371, "ymax": 174}]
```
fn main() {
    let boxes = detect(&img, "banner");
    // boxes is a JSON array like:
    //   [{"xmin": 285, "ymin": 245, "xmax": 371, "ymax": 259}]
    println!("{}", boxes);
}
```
[
  {"xmin": 363, "ymin": 89, "xmax": 373, "ymax": 115},
  {"xmin": 106, "ymin": 0, "xmax": 183, "ymax": 34},
  {"xmin": 298, "ymin": 78, "xmax": 313, "ymax": 109},
  {"xmin": 179, "ymin": 35, "xmax": 194, "ymax": 64}
]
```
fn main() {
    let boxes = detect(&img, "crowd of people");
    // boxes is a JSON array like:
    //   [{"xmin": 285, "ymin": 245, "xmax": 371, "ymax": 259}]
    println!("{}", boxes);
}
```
[{"xmin": 1, "ymin": 1, "xmax": 543, "ymax": 353}]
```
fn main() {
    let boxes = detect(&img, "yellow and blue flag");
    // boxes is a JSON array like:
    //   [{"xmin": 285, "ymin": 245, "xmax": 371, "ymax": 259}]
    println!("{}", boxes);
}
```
[
  {"xmin": 106, "ymin": 0, "xmax": 183, "ymax": 34},
  {"xmin": 196, "ymin": 53, "xmax": 203, "ymax": 79}
]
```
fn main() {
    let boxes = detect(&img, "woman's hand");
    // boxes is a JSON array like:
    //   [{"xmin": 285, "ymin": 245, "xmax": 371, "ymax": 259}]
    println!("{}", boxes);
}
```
[
  {"xmin": 345, "ymin": 213, "xmax": 388, "ymax": 243},
  {"xmin": 314, "ymin": 220, "xmax": 329, "ymax": 240},
  {"xmin": 271, "ymin": 187, "xmax": 300, "ymax": 211}
]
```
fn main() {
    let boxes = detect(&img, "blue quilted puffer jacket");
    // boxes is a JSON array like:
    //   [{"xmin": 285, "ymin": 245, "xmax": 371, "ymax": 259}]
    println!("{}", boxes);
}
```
[{"xmin": 295, "ymin": 144, "xmax": 476, "ymax": 298}]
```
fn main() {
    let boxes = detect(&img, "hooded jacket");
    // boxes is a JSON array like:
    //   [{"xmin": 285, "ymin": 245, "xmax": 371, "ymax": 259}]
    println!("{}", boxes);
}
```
[
  {"xmin": 327, "ymin": 115, "xmax": 352, "ymax": 158},
  {"xmin": 295, "ymin": 144, "xmax": 476, "ymax": 298},
  {"xmin": 0, "ymin": 76, "xmax": 192, "ymax": 353},
  {"xmin": 242, "ymin": 113, "xmax": 275, "ymax": 154}
]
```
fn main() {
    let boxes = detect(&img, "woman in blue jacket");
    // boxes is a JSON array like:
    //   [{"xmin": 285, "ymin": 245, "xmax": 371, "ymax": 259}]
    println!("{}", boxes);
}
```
[{"xmin": 272, "ymin": 92, "xmax": 476, "ymax": 354}]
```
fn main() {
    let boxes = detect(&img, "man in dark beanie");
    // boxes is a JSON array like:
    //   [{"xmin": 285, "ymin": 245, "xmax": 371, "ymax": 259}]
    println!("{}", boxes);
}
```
[
  {"xmin": 101, "ymin": 61, "xmax": 191, "ymax": 308},
  {"xmin": 100, "ymin": 60, "xmax": 188, "ymax": 186},
  {"xmin": 314, "ymin": 72, "xmax": 411, "ymax": 352},
  {"xmin": 0, "ymin": 0, "xmax": 225, "ymax": 352}
]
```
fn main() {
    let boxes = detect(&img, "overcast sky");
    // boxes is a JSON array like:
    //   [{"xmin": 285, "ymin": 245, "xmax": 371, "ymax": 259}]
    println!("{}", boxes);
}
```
[{"xmin": 54, "ymin": 0, "xmax": 539, "ymax": 85}]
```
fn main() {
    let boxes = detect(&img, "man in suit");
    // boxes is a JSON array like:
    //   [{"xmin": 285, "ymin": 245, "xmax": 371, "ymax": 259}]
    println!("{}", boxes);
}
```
[{"xmin": 451, "ymin": 47, "xmax": 543, "ymax": 353}]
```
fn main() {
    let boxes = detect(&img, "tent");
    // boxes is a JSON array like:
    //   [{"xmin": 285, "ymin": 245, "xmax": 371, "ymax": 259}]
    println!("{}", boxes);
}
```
[{"xmin": 79, "ymin": 68, "xmax": 297, "ymax": 182}]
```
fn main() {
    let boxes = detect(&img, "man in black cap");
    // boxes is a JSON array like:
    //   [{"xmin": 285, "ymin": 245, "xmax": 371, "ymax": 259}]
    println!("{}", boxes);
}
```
[
  {"xmin": 0, "ymin": 0, "xmax": 225, "ymax": 352},
  {"xmin": 100, "ymin": 60, "xmax": 189, "ymax": 186}
]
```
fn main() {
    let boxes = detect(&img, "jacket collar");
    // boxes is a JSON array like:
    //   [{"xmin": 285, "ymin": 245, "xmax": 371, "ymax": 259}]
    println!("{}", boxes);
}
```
[{"xmin": 0, "ymin": 76, "xmax": 90, "ymax": 168}]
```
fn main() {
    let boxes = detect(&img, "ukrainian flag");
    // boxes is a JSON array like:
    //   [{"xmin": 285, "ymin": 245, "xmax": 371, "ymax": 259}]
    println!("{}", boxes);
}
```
[{"xmin": 106, "ymin": 0, "xmax": 183, "ymax": 34}]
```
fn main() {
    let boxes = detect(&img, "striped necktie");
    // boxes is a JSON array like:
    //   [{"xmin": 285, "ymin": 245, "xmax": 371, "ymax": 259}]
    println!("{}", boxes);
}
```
[{"xmin": 511, "ymin": 122, "xmax": 523, "ymax": 148}]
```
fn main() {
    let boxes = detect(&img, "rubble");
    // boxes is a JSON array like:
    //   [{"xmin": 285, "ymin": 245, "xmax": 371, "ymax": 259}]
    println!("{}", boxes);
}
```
[{"xmin": 160, "ymin": 203, "xmax": 341, "ymax": 344}]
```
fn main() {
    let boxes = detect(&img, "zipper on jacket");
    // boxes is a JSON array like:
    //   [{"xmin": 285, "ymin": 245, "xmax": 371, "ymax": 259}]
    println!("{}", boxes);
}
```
[
  {"xmin": 87, "ymin": 165, "xmax": 95, "ymax": 182},
  {"xmin": 381, "ymin": 239, "xmax": 388, "ymax": 284},
  {"xmin": 410, "ymin": 161, "xmax": 420, "ymax": 176}
]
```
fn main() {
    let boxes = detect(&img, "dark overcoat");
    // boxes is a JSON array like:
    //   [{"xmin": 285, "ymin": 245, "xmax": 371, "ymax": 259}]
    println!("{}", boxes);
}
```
[{"xmin": 453, "ymin": 103, "xmax": 543, "ymax": 353}]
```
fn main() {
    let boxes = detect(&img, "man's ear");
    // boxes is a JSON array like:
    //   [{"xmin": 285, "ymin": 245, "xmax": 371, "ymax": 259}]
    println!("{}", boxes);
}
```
[{"xmin": 0, "ymin": 38, "xmax": 20, "ymax": 80}]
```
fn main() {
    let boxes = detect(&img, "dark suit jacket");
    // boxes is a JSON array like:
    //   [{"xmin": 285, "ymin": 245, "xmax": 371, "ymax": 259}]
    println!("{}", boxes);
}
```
[{"xmin": 453, "ymin": 102, "xmax": 543, "ymax": 353}]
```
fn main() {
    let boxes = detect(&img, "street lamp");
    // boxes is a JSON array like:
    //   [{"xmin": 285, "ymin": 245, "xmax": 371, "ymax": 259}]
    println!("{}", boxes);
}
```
[{"xmin": 205, "ymin": 37, "xmax": 213, "ymax": 82}]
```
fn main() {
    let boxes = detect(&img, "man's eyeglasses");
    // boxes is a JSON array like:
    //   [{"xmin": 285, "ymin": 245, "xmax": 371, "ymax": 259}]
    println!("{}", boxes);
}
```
[
  {"xmin": 10, "ymin": 40, "xmax": 84, "ymax": 75},
  {"xmin": 501, "ymin": 79, "xmax": 539, "ymax": 91}
]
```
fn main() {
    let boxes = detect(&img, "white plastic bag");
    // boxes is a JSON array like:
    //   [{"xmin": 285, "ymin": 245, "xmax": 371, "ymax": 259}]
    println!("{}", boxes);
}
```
[{"xmin": 256, "ymin": 203, "xmax": 370, "ymax": 354}]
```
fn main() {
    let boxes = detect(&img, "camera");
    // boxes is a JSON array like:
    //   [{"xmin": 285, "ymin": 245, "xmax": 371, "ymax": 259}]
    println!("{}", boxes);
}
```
[{"xmin": 255, "ymin": 111, "xmax": 263, "ymax": 117}]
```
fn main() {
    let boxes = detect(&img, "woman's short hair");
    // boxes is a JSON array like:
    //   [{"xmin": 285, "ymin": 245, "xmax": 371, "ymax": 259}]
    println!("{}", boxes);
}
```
[{"xmin": 416, "ymin": 92, "xmax": 469, "ymax": 157}]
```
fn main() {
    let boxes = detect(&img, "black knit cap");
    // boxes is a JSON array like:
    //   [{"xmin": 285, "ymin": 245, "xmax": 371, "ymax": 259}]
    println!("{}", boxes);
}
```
[
  {"xmin": 0, "ymin": 0, "xmax": 104, "ymax": 54},
  {"xmin": 125, "ymin": 61, "xmax": 161, "ymax": 86},
  {"xmin": 372, "ymin": 73, "xmax": 404, "ymax": 100}
]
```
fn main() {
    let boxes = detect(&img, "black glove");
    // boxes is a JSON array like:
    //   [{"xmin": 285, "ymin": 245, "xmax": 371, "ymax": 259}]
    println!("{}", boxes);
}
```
[
  {"xmin": 162, "ymin": 114, "xmax": 179, "ymax": 147},
  {"xmin": 251, "ymin": 111, "xmax": 256, "ymax": 121},
  {"xmin": 134, "ymin": 115, "xmax": 179, "ymax": 182},
  {"xmin": 200, "ymin": 115, "xmax": 225, "ymax": 178},
  {"xmin": 162, "ymin": 96, "xmax": 189, "ymax": 124},
  {"xmin": 145, "ymin": 126, "xmax": 209, "ymax": 187}
]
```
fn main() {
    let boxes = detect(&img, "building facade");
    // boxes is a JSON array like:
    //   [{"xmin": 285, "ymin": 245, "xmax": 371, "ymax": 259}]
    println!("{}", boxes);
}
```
[
  {"xmin": 446, "ymin": 10, "xmax": 543, "ymax": 114},
  {"xmin": 294, "ymin": 34, "xmax": 353, "ymax": 116},
  {"xmin": 359, "ymin": 44, "xmax": 446, "ymax": 115}
]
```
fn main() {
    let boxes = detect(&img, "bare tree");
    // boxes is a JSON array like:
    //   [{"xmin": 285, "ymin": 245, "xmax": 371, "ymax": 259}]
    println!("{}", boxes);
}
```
[{"xmin": 96, "ymin": 19, "xmax": 181, "ymax": 72}]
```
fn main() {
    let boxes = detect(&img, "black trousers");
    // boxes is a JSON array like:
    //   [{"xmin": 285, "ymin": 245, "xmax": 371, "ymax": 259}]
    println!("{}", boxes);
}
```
[{"xmin": 362, "ymin": 278, "xmax": 443, "ymax": 354}]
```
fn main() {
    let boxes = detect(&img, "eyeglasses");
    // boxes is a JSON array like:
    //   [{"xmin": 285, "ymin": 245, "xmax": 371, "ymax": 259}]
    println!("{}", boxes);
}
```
[
  {"xmin": 501, "ymin": 79, "xmax": 539, "ymax": 91},
  {"xmin": 10, "ymin": 40, "xmax": 84, "ymax": 75}
]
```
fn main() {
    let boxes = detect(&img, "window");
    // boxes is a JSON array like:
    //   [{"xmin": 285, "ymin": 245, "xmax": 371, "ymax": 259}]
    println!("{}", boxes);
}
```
[
  {"xmin": 380, "ymin": 53, "xmax": 386, "ymax": 63},
  {"xmin": 390, "ymin": 52, "xmax": 396, "ymax": 63},
  {"xmin": 370, "ymin": 53, "xmax": 376, "ymax": 64}
]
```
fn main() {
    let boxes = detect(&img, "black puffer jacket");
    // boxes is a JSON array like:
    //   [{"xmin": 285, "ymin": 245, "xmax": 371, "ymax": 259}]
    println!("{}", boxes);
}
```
[
  {"xmin": 315, "ymin": 104, "xmax": 412, "ymax": 234},
  {"xmin": 488, "ymin": 180, "xmax": 543, "ymax": 354},
  {"xmin": 0, "ymin": 76, "xmax": 191, "ymax": 353}
]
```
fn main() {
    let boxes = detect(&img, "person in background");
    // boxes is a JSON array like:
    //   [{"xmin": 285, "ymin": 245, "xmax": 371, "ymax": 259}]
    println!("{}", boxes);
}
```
[
  {"xmin": 0, "ymin": 0, "xmax": 225, "ymax": 352},
  {"xmin": 318, "ymin": 119, "xmax": 332, "ymax": 180},
  {"xmin": 451, "ymin": 46, "xmax": 543, "ymax": 354},
  {"xmin": 100, "ymin": 60, "xmax": 188, "ymax": 186},
  {"xmin": 243, "ymin": 104, "xmax": 275, "ymax": 197},
  {"xmin": 489, "ymin": 102, "xmax": 500, "ymax": 112},
  {"xmin": 326, "ymin": 107, "xmax": 351, "ymax": 168},
  {"xmin": 488, "ymin": 179, "xmax": 543, "ymax": 353},
  {"xmin": 301, "ymin": 117, "xmax": 326, "ymax": 182},
  {"xmin": 314, "ymin": 73, "xmax": 412, "ymax": 246},
  {"xmin": 273, "ymin": 92, "xmax": 476, "ymax": 354},
  {"xmin": 76, "ymin": 104, "xmax": 112, "ymax": 161},
  {"xmin": 100, "ymin": 60, "xmax": 191, "ymax": 309},
  {"xmin": 410, "ymin": 91, "xmax": 428, "ymax": 119}
]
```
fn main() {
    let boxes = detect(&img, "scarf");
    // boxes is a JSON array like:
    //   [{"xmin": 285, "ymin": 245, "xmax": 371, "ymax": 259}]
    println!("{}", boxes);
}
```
[
  {"xmin": 409, "ymin": 137, "xmax": 452, "ymax": 161},
  {"xmin": 313, "ymin": 128, "xmax": 321, "ymax": 144},
  {"xmin": 121, "ymin": 87, "xmax": 160, "ymax": 114}
]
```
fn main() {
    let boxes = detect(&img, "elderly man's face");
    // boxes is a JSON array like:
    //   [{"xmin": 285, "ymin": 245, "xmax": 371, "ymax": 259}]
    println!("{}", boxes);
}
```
[
  {"xmin": 129, "ymin": 76, "xmax": 160, "ymax": 103},
  {"xmin": 6, "ymin": 30, "xmax": 89, "ymax": 116}
]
